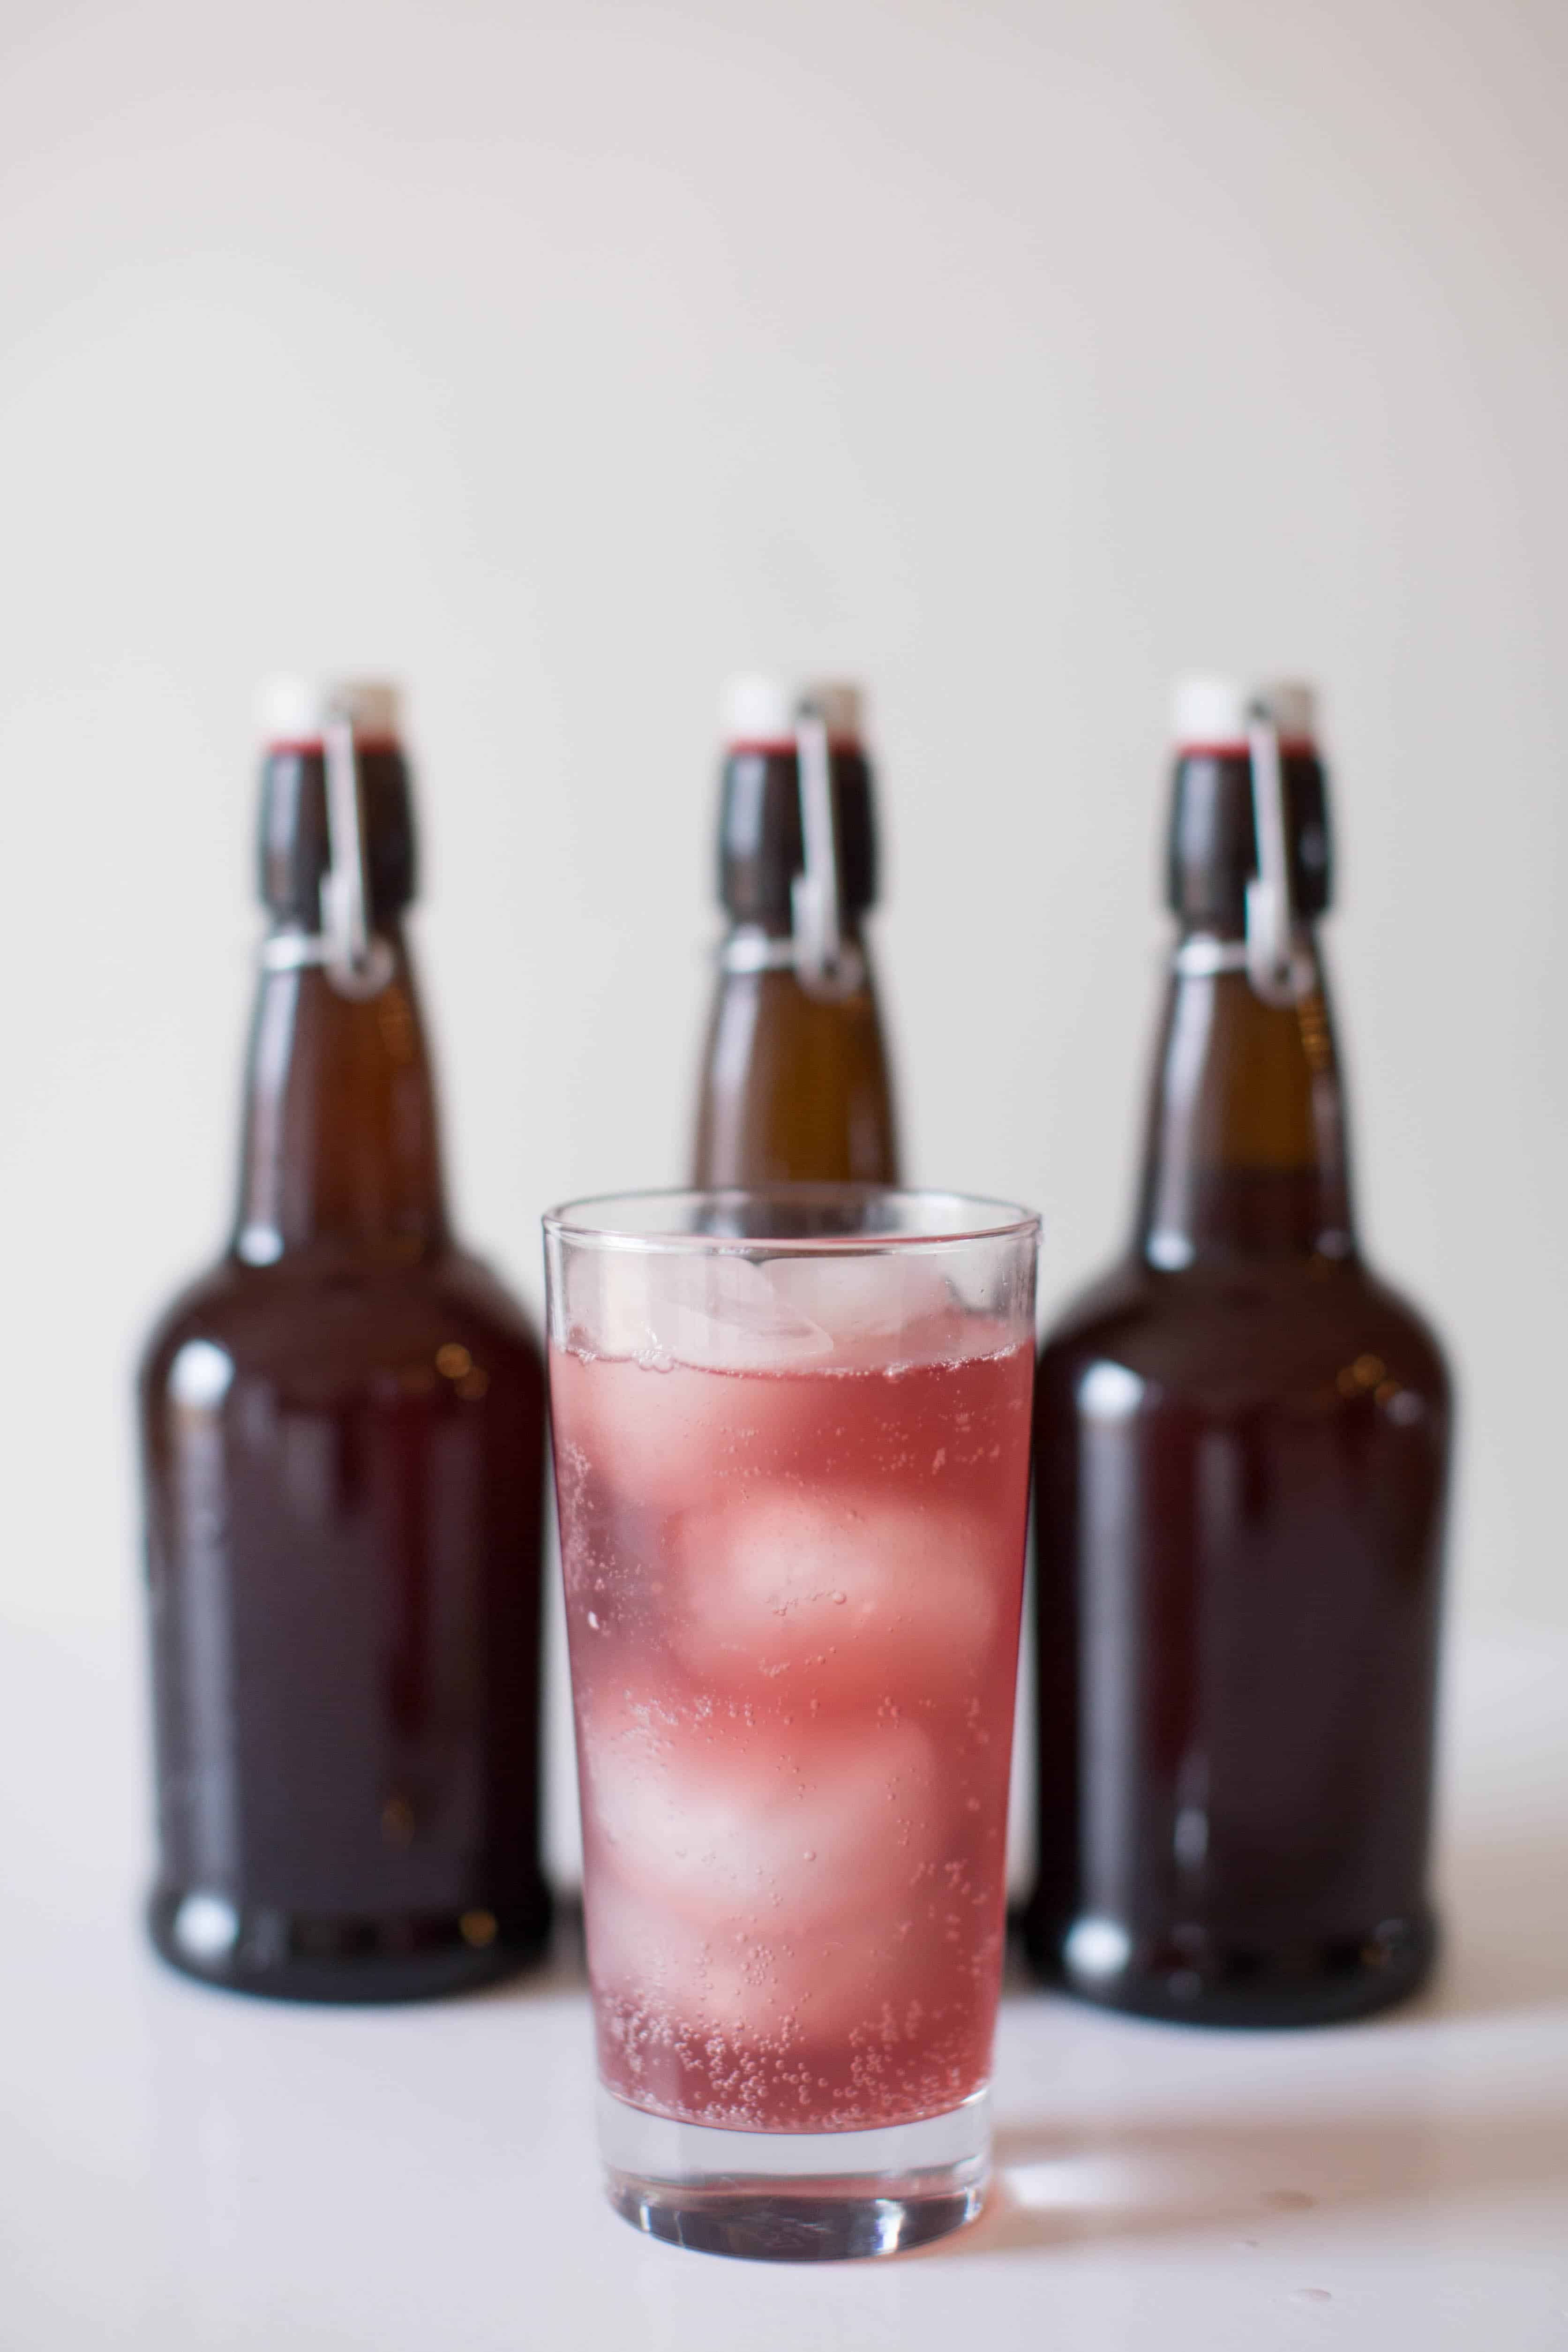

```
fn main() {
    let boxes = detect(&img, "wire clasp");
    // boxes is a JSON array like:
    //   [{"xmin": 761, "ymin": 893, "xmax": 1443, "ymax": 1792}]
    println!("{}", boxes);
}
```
[
  {"xmin": 788, "ymin": 697, "xmax": 862, "ymax": 998},
  {"xmin": 1244, "ymin": 702, "xmax": 1313, "ymax": 1006}
]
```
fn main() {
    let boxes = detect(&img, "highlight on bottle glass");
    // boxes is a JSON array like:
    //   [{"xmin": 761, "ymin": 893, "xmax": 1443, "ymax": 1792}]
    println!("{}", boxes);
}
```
[{"xmin": 542, "ymin": 1187, "xmax": 1039, "ymax": 2261}]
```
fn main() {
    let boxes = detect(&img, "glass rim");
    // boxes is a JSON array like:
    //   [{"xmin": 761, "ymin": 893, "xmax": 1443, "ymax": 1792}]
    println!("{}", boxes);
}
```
[{"xmin": 541, "ymin": 1183, "xmax": 1041, "ymax": 1256}]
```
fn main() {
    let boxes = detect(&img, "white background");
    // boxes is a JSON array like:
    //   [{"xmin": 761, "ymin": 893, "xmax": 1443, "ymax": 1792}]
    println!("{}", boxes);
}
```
[{"xmin": 2, "ymin": 0, "xmax": 1564, "ymax": 1733}]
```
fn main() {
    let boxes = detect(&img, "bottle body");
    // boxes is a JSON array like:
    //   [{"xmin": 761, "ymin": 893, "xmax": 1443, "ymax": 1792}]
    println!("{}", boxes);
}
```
[
  {"xmin": 141, "ymin": 1247, "xmax": 551, "ymax": 1998},
  {"xmin": 1025, "ymin": 689, "xmax": 1450, "ymax": 2025},
  {"xmin": 139, "ymin": 695, "xmax": 550, "ymax": 1999},
  {"xmin": 1025, "ymin": 1242, "xmax": 1448, "ymax": 2023},
  {"xmin": 690, "ymin": 687, "xmax": 900, "ymax": 1187}
]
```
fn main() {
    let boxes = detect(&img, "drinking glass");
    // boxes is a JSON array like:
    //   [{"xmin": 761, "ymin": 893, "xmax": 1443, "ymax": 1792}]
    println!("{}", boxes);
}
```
[{"xmin": 543, "ymin": 1186, "xmax": 1039, "ymax": 2261}]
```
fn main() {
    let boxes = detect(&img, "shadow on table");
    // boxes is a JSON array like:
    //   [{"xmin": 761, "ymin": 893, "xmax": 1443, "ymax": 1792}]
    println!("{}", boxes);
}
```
[
  {"xmin": 1412, "ymin": 1816, "xmax": 1568, "ymax": 2023},
  {"xmin": 928, "ymin": 2102, "xmax": 1568, "ymax": 2260}
]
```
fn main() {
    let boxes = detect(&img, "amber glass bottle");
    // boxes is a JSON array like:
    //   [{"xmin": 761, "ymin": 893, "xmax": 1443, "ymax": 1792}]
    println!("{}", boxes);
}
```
[
  {"xmin": 691, "ymin": 678, "xmax": 900, "ymax": 1186},
  {"xmin": 1023, "ymin": 679, "xmax": 1450, "ymax": 2026},
  {"xmin": 139, "ymin": 680, "xmax": 551, "ymax": 2001}
]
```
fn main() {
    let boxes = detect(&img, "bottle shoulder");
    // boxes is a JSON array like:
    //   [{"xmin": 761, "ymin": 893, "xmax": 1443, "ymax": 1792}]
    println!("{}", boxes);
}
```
[
  {"xmin": 426, "ymin": 1247, "xmax": 546, "ymax": 1347},
  {"xmin": 1351, "ymin": 1263, "xmax": 1452, "ymax": 1393},
  {"xmin": 1037, "ymin": 1251, "xmax": 1450, "ymax": 1416},
  {"xmin": 139, "ymin": 1245, "xmax": 543, "ymax": 1405},
  {"xmin": 138, "ymin": 1257, "xmax": 249, "ymax": 1384},
  {"xmin": 695, "ymin": 939, "xmax": 900, "ymax": 1186},
  {"xmin": 705, "ymin": 959, "xmax": 888, "ymax": 1032}
]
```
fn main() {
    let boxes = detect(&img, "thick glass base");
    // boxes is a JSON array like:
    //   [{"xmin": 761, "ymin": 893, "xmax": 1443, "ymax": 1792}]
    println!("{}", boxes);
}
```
[
  {"xmin": 147, "ymin": 1884, "xmax": 553, "ymax": 2004},
  {"xmin": 597, "ymin": 2086, "xmax": 990, "ymax": 2262},
  {"xmin": 1017, "ymin": 1902, "xmax": 1438, "ymax": 2027}
]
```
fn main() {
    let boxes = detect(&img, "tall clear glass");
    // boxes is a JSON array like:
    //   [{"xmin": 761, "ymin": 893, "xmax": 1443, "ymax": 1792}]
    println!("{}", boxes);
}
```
[{"xmin": 543, "ymin": 1186, "xmax": 1039, "ymax": 2261}]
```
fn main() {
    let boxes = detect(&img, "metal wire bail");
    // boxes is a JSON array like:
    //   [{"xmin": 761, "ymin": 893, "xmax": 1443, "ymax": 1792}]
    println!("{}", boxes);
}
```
[
  {"xmin": 319, "ymin": 705, "xmax": 396, "ymax": 1000},
  {"xmin": 788, "ymin": 697, "xmax": 862, "ymax": 999},
  {"xmin": 1244, "ymin": 702, "xmax": 1313, "ymax": 1007}
]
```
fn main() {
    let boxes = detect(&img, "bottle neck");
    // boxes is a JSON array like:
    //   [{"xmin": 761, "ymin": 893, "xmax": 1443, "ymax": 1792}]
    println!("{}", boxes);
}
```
[
  {"xmin": 233, "ymin": 922, "xmax": 450, "ymax": 1267},
  {"xmin": 716, "ymin": 740, "xmax": 878, "ymax": 927},
  {"xmin": 1135, "ymin": 926, "xmax": 1355, "ymax": 1268},
  {"xmin": 717, "ymin": 907, "xmax": 871, "ymax": 982},
  {"xmin": 693, "ymin": 921, "xmax": 899, "ymax": 1186}
]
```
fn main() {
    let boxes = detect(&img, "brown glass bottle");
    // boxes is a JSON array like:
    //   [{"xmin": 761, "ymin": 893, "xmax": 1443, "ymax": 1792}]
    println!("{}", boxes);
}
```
[
  {"xmin": 1023, "ymin": 680, "xmax": 1450, "ymax": 2026},
  {"xmin": 139, "ymin": 681, "xmax": 551, "ymax": 2001},
  {"xmin": 691, "ymin": 679, "xmax": 900, "ymax": 1186}
]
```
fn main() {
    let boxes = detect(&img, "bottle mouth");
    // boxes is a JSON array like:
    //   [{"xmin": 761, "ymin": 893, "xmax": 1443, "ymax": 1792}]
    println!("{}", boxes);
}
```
[
  {"xmin": 256, "ymin": 676, "xmax": 403, "ymax": 752},
  {"xmin": 1171, "ymin": 676, "xmax": 1317, "ymax": 758},
  {"xmin": 261, "ymin": 731, "xmax": 403, "ymax": 755},
  {"xmin": 724, "ymin": 731, "xmax": 863, "ymax": 755},
  {"xmin": 721, "ymin": 674, "xmax": 865, "ymax": 752},
  {"xmin": 1175, "ymin": 733, "xmax": 1317, "ymax": 758}
]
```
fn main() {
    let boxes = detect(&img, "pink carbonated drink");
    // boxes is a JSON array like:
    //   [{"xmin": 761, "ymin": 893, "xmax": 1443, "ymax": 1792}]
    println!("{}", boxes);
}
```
[{"xmin": 550, "ymin": 1243, "xmax": 1034, "ymax": 2138}]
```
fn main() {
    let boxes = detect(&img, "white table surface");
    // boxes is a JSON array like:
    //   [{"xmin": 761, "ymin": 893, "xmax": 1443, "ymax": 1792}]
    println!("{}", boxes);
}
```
[{"xmin": 4, "ymin": 1618, "xmax": 1565, "ymax": 2351}]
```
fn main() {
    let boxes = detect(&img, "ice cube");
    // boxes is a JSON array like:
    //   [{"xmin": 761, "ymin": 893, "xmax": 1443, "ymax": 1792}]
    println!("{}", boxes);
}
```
[
  {"xmin": 583, "ymin": 1856, "xmax": 976, "ymax": 2067},
  {"xmin": 654, "ymin": 1252, "xmax": 834, "ymax": 1372},
  {"xmin": 673, "ymin": 1485, "xmax": 1005, "ymax": 1711},
  {"xmin": 759, "ymin": 1255, "xmax": 959, "ymax": 1361},
  {"xmin": 575, "ymin": 1686, "xmax": 942, "ymax": 1932},
  {"xmin": 583, "ymin": 1863, "xmax": 798, "ymax": 2040},
  {"xmin": 565, "ymin": 1249, "xmax": 833, "ymax": 1371},
  {"xmin": 765, "ymin": 1904, "xmax": 991, "ymax": 2060},
  {"xmin": 584, "ymin": 1828, "xmax": 1001, "ymax": 2106},
  {"xmin": 550, "ymin": 1343, "xmax": 816, "ymax": 1516}
]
